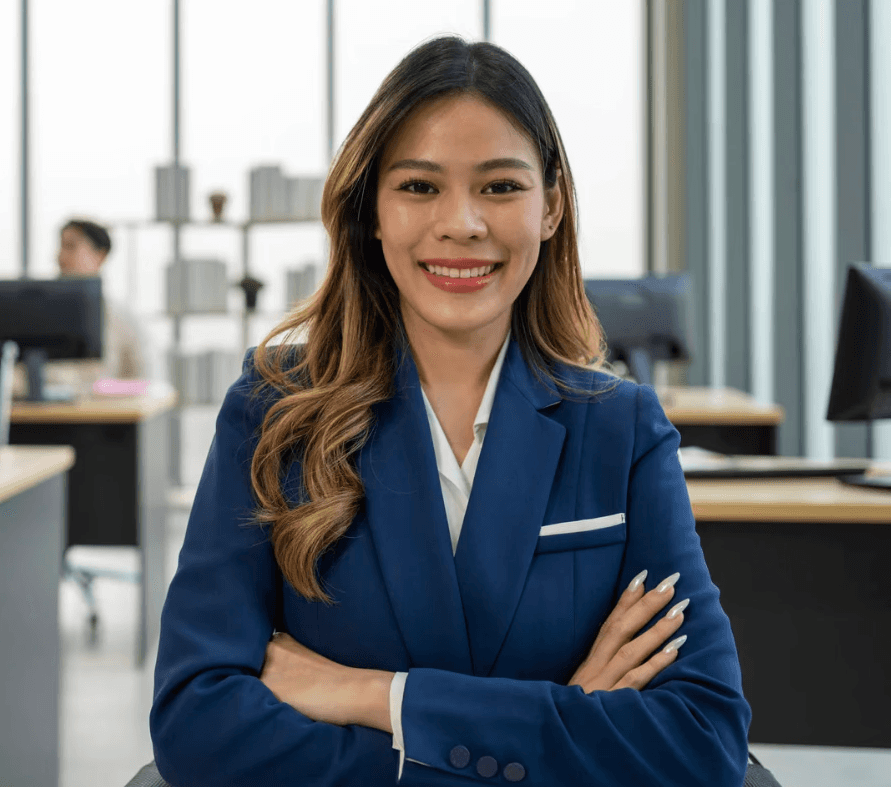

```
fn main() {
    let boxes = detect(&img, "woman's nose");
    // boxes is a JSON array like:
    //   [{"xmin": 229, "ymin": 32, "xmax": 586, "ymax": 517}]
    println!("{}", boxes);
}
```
[{"xmin": 433, "ymin": 192, "xmax": 487, "ymax": 240}]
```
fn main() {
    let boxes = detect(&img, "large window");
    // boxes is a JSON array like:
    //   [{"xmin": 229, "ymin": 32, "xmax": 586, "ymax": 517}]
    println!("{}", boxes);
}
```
[
  {"xmin": 493, "ymin": 0, "xmax": 645, "ymax": 278},
  {"xmin": 1, "ymin": 2, "xmax": 19, "ymax": 279}
]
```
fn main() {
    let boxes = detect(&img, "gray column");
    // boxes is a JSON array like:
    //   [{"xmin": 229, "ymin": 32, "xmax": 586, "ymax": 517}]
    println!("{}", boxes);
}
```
[
  {"xmin": 870, "ymin": 0, "xmax": 891, "ymax": 460},
  {"xmin": 19, "ymin": 0, "xmax": 29, "ymax": 277},
  {"xmin": 707, "ymin": 0, "xmax": 727, "ymax": 390},
  {"xmin": 833, "ymin": 0, "xmax": 872, "ymax": 459},
  {"xmin": 327, "ymin": 0, "xmax": 335, "ymax": 162},
  {"xmin": 723, "ymin": 0, "xmax": 750, "ymax": 394},
  {"xmin": 647, "ymin": 0, "xmax": 686, "ymax": 388},
  {"xmin": 771, "ymin": 0, "xmax": 806, "ymax": 457},
  {"xmin": 801, "ymin": 0, "xmax": 836, "ymax": 460},
  {"xmin": 682, "ymin": 0, "xmax": 710, "ymax": 388},
  {"xmin": 748, "ymin": 0, "xmax": 775, "ymax": 406}
]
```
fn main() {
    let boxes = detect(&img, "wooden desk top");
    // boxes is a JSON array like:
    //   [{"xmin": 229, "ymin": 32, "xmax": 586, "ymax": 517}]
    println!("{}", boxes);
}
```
[
  {"xmin": 0, "ymin": 445, "xmax": 76, "ymax": 504},
  {"xmin": 10, "ymin": 382, "xmax": 177, "ymax": 424},
  {"xmin": 656, "ymin": 386, "xmax": 785, "ymax": 425},
  {"xmin": 687, "ymin": 461, "xmax": 891, "ymax": 523}
]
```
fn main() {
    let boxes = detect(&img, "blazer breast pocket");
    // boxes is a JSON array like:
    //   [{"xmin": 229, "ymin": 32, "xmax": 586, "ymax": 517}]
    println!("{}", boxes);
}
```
[{"xmin": 535, "ymin": 513, "xmax": 626, "ymax": 554}]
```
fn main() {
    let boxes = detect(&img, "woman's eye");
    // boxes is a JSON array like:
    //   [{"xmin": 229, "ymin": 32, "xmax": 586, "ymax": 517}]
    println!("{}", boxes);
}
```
[
  {"xmin": 484, "ymin": 180, "xmax": 523, "ymax": 195},
  {"xmin": 398, "ymin": 180, "xmax": 437, "ymax": 195}
]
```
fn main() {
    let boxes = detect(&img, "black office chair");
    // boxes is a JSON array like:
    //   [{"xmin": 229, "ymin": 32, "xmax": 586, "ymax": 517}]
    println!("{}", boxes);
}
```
[
  {"xmin": 124, "ymin": 761, "xmax": 170, "ymax": 787},
  {"xmin": 124, "ymin": 753, "xmax": 782, "ymax": 786}
]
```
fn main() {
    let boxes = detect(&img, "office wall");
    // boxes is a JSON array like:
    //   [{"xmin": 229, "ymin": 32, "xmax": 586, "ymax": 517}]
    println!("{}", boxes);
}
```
[{"xmin": 679, "ymin": 0, "xmax": 886, "ymax": 462}]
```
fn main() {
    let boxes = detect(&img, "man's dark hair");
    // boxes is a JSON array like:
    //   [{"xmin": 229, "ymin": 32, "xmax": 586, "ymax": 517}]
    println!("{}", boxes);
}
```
[{"xmin": 62, "ymin": 219, "xmax": 112, "ymax": 255}]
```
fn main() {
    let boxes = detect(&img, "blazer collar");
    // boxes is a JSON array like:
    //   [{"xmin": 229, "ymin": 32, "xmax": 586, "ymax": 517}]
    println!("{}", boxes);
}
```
[{"xmin": 359, "ymin": 336, "xmax": 566, "ymax": 676}]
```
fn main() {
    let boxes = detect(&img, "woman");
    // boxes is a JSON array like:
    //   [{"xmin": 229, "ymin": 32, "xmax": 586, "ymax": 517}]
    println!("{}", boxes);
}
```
[{"xmin": 150, "ymin": 37, "xmax": 750, "ymax": 785}]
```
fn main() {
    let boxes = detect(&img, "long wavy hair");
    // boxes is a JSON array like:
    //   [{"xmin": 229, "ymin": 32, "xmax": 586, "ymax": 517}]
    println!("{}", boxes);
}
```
[{"xmin": 248, "ymin": 36, "xmax": 623, "ymax": 602}]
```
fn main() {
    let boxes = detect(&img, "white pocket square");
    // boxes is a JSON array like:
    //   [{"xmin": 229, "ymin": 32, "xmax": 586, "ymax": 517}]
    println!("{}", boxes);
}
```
[{"xmin": 539, "ymin": 512, "xmax": 626, "ymax": 537}]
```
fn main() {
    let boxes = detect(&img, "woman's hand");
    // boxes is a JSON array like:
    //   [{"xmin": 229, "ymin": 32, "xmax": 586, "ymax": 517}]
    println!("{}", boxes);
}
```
[
  {"xmin": 568, "ymin": 570, "xmax": 688, "ymax": 693},
  {"xmin": 259, "ymin": 632, "xmax": 394, "ymax": 731}
]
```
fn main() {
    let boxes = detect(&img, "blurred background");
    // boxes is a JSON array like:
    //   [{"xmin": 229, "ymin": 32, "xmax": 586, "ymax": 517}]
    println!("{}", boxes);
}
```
[{"xmin": 1, "ymin": 1, "xmax": 890, "ymax": 785}]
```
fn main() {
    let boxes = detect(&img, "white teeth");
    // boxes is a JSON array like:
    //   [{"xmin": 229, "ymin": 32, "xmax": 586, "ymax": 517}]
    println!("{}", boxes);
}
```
[{"xmin": 423, "ymin": 263, "xmax": 497, "ymax": 277}]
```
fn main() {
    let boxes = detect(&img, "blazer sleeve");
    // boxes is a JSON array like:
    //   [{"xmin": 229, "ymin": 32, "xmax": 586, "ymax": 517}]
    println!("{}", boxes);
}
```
[
  {"xmin": 396, "ymin": 384, "xmax": 752, "ymax": 787},
  {"xmin": 149, "ymin": 349, "xmax": 399, "ymax": 786}
]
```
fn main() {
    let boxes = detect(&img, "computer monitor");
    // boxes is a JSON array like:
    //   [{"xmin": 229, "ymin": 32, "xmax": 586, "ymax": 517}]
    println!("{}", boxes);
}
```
[
  {"xmin": 0, "ymin": 276, "xmax": 103, "ymax": 402},
  {"xmin": 826, "ymin": 262, "xmax": 891, "ymax": 489},
  {"xmin": 583, "ymin": 273, "xmax": 695, "ymax": 388}
]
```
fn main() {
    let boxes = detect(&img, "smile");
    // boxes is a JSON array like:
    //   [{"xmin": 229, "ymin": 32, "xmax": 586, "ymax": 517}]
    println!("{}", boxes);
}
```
[
  {"xmin": 419, "ymin": 262, "xmax": 500, "ymax": 278},
  {"xmin": 418, "ymin": 262, "xmax": 501, "ymax": 294}
]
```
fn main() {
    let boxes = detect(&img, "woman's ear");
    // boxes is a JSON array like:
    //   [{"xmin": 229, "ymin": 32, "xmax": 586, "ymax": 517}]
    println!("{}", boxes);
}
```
[{"xmin": 541, "ymin": 169, "xmax": 565, "ymax": 241}]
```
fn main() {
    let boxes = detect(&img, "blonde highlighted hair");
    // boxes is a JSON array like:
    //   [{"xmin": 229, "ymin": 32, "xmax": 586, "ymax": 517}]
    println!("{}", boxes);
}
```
[{"xmin": 248, "ymin": 36, "xmax": 623, "ymax": 602}]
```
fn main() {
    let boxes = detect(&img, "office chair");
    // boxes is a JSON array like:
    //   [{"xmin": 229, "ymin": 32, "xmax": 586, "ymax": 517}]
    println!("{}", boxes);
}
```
[
  {"xmin": 124, "ymin": 761, "xmax": 170, "ymax": 787},
  {"xmin": 124, "ymin": 754, "xmax": 782, "ymax": 786},
  {"xmin": 64, "ymin": 555, "xmax": 140, "ymax": 638}
]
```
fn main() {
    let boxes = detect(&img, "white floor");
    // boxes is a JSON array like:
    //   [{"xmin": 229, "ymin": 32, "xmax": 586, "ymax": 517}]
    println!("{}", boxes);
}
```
[{"xmin": 59, "ymin": 511, "xmax": 891, "ymax": 787}]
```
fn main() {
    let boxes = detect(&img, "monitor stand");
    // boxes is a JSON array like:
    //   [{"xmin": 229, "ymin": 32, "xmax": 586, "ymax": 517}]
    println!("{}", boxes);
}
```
[
  {"xmin": 22, "ymin": 348, "xmax": 75, "ymax": 403},
  {"xmin": 625, "ymin": 347, "xmax": 654, "ymax": 387}
]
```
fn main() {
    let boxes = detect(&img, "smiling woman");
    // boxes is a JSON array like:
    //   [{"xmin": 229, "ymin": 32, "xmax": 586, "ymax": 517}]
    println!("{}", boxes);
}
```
[
  {"xmin": 150, "ymin": 35, "xmax": 751, "ymax": 787},
  {"xmin": 375, "ymin": 95, "xmax": 562, "ymax": 337}
]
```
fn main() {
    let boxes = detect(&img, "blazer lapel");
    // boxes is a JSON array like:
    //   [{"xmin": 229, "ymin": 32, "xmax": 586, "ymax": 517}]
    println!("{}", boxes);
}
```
[
  {"xmin": 454, "ymin": 340, "xmax": 566, "ymax": 676},
  {"xmin": 358, "ymin": 343, "xmax": 473, "ymax": 674}
]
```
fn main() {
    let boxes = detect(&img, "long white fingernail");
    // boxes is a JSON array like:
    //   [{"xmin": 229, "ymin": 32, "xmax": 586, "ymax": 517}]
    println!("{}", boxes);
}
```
[
  {"xmin": 667, "ymin": 598, "xmax": 690, "ymax": 620},
  {"xmin": 628, "ymin": 569, "xmax": 648, "ymax": 592},
  {"xmin": 663, "ymin": 635, "xmax": 687, "ymax": 654},
  {"xmin": 657, "ymin": 572, "xmax": 681, "ymax": 593}
]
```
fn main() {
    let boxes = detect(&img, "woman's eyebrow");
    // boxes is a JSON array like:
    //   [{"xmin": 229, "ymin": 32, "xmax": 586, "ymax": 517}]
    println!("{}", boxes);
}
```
[{"xmin": 385, "ymin": 157, "xmax": 534, "ymax": 173}]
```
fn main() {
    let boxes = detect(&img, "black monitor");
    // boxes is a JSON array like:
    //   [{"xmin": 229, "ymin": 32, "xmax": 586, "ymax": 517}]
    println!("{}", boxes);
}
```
[
  {"xmin": 0, "ymin": 276, "xmax": 103, "ymax": 402},
  {"xmin": 826, "ymin": 263, "xmax": 891, "ymax": 490},
  {"xmin": 583, "ymin": 273, "xmax": 695, "ymax": 390}
]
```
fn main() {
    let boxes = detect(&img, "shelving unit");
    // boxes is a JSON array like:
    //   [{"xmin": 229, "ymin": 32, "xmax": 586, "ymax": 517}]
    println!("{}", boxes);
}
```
[{"xmin": 109, "ymin": 216, "xmax": 322, "ymax": 486}]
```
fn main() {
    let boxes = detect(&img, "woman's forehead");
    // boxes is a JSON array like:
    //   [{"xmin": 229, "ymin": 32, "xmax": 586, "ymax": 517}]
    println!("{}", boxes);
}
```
[{"xmin": 380, "ymin": 94, "xmax": 539, "ymax": 170}]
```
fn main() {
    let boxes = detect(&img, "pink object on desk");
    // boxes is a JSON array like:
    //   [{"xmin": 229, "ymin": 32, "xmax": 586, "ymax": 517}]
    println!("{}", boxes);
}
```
[{"xmin": 92, "ymin": 378, "xmax": 151, "ymax": 396}]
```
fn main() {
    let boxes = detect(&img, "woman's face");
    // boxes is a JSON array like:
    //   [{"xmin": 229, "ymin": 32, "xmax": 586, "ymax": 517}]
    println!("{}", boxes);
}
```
[
  {"xmin": 375, "ymin": 94, "xmax": 563, "ymax": 344},
  {"xmin": 58, "ymin": 227, "xmax": 105, "ymax": 276}
]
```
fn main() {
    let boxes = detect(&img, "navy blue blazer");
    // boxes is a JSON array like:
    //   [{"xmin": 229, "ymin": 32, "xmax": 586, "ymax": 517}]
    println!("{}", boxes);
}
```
[{"xmin": 151, "ymin": 337, "xmax": 751, "ymax": 786}]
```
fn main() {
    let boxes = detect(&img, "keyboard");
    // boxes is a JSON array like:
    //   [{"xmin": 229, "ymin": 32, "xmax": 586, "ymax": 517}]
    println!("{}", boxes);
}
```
[{"xmin": 678, "ymin": 446, "xmax": 873, "ymax": 479}]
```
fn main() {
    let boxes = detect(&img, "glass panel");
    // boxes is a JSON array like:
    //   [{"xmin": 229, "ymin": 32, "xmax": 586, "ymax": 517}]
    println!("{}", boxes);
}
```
[
  {"xmin": 336, "ymin": 0, "xmax": 481, "ymax": 143},
  {"xmin": 31, "ymin": 0, "xmax": 170, "ymax": 381},
  {"xmin": 182, "ymin": 0, "xmax": 327, "ymax": 352},
  {"xmin": 493, "ymin": 0, "xmax": 645, "ymax": 278}
]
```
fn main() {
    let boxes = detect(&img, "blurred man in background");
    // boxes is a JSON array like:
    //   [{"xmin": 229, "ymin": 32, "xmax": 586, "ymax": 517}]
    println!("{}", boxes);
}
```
[{"xmin": 13, "ymin": 218, "xmax": 152, "ymax": 399}]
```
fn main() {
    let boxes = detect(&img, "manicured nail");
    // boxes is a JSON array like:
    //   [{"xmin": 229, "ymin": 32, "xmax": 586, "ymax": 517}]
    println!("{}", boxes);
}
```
[
  {"xmin": 657, "ymin": 572, "xmax": 681, "ymax": 593},
  {"xmin": 667, "ymin": 598, "xmax": 690, "ymax": 620},
  {"xmin": 663, "ymin": 635, "xmax": 687, "ymax": 654},
  {"xmin": 628, "ymin": 569, "xmax": 648, "ymax": 592}
]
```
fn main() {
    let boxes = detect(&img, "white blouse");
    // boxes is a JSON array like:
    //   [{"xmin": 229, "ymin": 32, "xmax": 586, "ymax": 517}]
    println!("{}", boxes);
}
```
[{"xmin": 390, "ymin": 330, "xmax": 512, "ymax": 776}]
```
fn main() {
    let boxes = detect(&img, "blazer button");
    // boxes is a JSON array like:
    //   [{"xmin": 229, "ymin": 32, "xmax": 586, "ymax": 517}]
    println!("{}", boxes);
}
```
[
  {"xmin": 504, "ymin": 762, "xmax": 527, "ymax": 782},
  {"xmin": 449, "ymin": 745, "xmax": 471, "ymax": 769},
  {"xmin": 476, "ymin": 756, "xmax": 498, "ymax": 778}
]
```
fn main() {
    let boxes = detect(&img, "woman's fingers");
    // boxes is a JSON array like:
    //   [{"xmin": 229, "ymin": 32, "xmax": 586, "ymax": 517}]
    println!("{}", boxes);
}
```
[
  {"xmin": 578, "ymin": 571, "xmax": 681, "ymax": 678},
  {"xmin": 594, "ymin": 601, "xmax": 687, "ymax": 690},
  {"xmin": 568, "ymin": 570, "xmax": 692, "ymax": 694},
  {"xmin": 610, "ymin": 633, "xmax": 688, "ymax": 691}
]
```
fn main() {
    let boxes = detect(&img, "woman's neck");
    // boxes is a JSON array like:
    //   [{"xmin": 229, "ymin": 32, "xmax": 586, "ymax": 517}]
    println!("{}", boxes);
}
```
[{"xmin": 404, "ymin": 318, "xmax": 510, "ymax": 394}]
